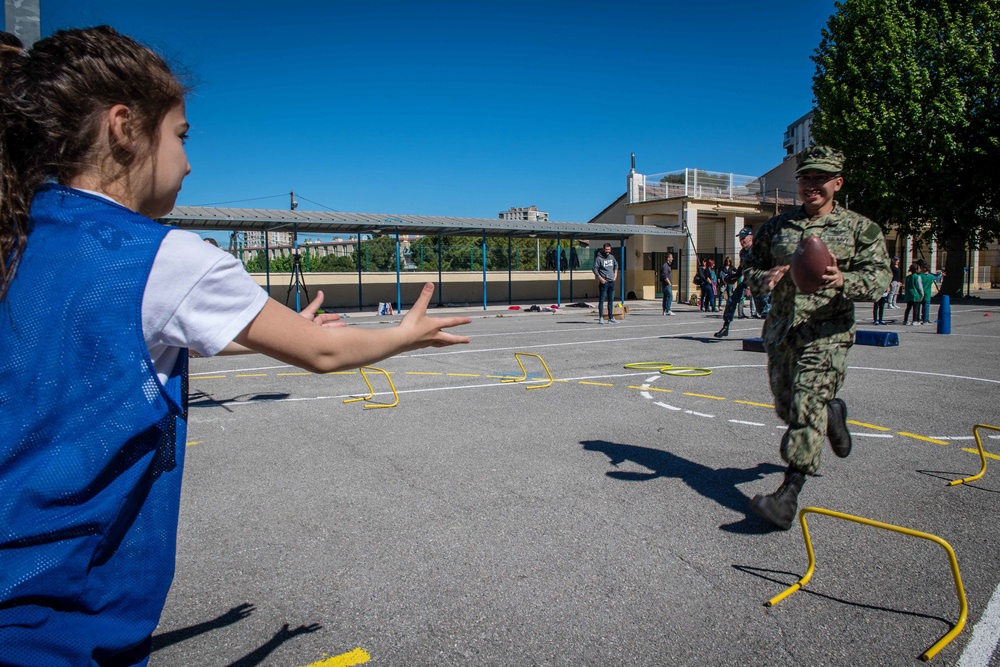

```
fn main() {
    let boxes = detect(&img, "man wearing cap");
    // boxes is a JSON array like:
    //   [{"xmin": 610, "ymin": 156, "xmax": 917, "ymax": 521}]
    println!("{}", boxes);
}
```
[
  {"xmin": 743, "ymin": 146, "xmax": 890, "ymax": 530},
  {"xmin": 713, "ymin": 226, "xmax": 762, "ymax": 338}
]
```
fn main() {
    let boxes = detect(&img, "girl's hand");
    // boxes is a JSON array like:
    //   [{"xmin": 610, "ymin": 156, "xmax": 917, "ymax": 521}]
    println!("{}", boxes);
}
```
[
  {"xmin": 397, "ymin": 283, "xmax": 471, "ymax": 350},
  {"xmin": 300, "ymin": 290, "xmax": 345, "ymax": 328}
]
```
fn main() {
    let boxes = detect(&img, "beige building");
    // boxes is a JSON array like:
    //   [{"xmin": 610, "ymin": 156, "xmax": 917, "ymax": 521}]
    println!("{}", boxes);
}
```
[
  {"xmin": 589, "ymin": 166, "xmax": 796, "ymax": 302},
  {"xmin": 499, "ymin": 206, "xmax": 548, "ymax": 222}
]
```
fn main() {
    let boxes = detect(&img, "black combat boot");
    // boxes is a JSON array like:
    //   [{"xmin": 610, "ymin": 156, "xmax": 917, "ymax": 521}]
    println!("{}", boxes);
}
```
[
  {"xmin": 749, "ymin": 467, "xmax": 806, "ymax": 530},
  {"xmin": 827, "ymin": 398, "xmax": 852, "ymax": 458},
  {"xmin": 713, "ymin": 323, "xmax": 730, "ymax": 338}
]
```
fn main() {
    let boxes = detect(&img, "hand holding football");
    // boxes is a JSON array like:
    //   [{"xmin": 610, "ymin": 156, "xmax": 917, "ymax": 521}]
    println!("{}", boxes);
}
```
[{"xmin": 790, "ymin": 235, "xmax": 833, "ymax": 294}]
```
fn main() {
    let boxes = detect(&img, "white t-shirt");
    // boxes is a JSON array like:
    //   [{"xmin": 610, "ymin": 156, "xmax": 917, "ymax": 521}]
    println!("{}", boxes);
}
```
[{"xmin": 142, "ymin": 229, "xmax": 268, "ymax": 384}]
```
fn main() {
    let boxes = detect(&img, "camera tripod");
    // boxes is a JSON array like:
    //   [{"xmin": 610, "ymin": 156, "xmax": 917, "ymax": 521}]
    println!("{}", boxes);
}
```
[{"xmin": 284, "ymin": 247, "xmax": 310, "ymax": 311}]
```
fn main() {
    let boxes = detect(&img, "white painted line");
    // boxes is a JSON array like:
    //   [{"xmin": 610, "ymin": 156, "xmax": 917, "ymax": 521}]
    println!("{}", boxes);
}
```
[
  {"xmin": 685, "ymin": 410, "xmax": 714, "ymax": 418},
  {"xmin": 850, "ymin": 433, "xmax": 894, "ymax": 438},
  {"xmin": 957, "ymin": 580, "xmax": 1000, "ymax": 667},
  {"xmin": 729, "ymin": 419, "xmax": 766, "ymax": 426},
  {"xmin": 655, "ymin": 402, "xmax": 682, "ymax": 411},
  {"xmin": 850, "ymin": 367, "xmax": 1000, "ymax": 385},
  {"xmin": 641, "ymin": 392, "xmax": 652, "ymax": 399}
]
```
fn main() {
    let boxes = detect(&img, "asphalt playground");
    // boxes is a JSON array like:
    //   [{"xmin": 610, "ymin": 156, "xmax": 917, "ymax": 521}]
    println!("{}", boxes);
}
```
[{"xmin": 153, "ymin": 296, "xmax": 1000, "ymax": 667}]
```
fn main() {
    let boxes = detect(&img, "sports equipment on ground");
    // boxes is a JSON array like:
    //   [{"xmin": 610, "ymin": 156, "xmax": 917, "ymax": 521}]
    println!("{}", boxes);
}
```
[{"xmin": 790, "ymin": 235, "xmax": 832, "ymax": 294}]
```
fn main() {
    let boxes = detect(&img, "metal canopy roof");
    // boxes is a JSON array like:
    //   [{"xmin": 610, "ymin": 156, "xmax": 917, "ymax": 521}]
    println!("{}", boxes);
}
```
[{"xmin": 157, "ymin": 206, "xmax": 686, "ymax": 240}]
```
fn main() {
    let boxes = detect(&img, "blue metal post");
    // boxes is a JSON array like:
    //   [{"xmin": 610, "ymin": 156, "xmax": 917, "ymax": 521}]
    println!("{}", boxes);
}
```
[
  {"xmin": 507, "ymin": 236, "xmax": 512, "ymax": 305},
  {"xmin": 437, "ymin": 235, "xmax": 443, "ymax": 307},
  {"xmin": 556, "ymin": 233, "xmax": 562, "ymax": 308},
  {"xmin": 357, "ymin": 233, "xmax": 363, "ymax": 311},
  {"xmin": 482, "ymin": 230, "xmax": 487, "ymax": 310},
  {"xmin": 395, "ymin": 229, "xmax": 401, "ymax": 313}
]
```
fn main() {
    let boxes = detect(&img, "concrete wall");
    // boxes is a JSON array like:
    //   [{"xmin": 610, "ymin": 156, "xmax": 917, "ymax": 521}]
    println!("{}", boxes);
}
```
[{"xmin": 252, "ymin": 271, "xmax": 607, "ymax": 310}]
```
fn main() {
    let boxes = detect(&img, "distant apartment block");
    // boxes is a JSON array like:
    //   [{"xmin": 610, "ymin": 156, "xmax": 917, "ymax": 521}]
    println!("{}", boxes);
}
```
[
  {"xmin": 244, "ymin": 230, "xmax": 292, "ymax": 247},
  {"xmin": 499, "ymin": 206, "xmax": 548, "ymax": 222},
  {"xmin": 782, "ymin": 110, "xmax": 814, "ymax": 159}
]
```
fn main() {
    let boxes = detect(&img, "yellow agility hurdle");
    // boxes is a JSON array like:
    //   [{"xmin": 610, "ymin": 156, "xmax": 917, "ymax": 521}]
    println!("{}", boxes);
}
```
[
  {"xmin": 766, "ymin": 507, "xmax": 967, "ymax": 662},
  {"xmin": 623, "ymin": 361, "xmax": 712, "ymax": 377},
  {"xmin": 948, "ymin": 423, "xmax": 1000, "ymax": 486},
  {"xmin": 343, "ymin": 366, "xmax": 399, "ymax": 409},
  {"xmin": 501, "ymin": 352, "xmax": 554, "ymax": 390}
]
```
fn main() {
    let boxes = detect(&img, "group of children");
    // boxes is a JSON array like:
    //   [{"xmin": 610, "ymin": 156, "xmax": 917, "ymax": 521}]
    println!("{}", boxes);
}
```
[{"xmin": 899, "ymin": 260, "xmax": 945, "ymax": 325}]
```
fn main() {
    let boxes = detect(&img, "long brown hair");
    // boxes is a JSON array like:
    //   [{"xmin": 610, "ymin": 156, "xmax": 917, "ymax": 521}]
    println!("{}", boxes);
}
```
[{"xmin": 0, "ymin": 26, "xmax": 186, "ymax": 300}]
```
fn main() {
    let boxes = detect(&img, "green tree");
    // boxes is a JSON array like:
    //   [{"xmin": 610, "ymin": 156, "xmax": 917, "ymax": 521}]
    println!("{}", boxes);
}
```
[{"xmin": 811, "ymin": 0, "xmax": 999, "ymax": 298}]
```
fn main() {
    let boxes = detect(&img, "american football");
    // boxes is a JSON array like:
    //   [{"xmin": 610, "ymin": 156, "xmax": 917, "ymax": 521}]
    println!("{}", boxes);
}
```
[{"xmin": 790, "ymin": 235, "xmax": 832, "ymax": 294}]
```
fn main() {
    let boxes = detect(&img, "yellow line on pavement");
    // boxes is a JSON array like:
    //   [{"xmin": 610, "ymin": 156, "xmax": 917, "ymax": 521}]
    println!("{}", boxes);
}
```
[
  {"xmin": 446, "ymin": 373, "xmax": 481, "ymax": 377},
  {"xmin": 683, "ymin": 392, "xmax": 726, "ymax": 401},
  {"xmin": 629, "ymin": 385, "xmax": 673, "ymax": 393},
  {"xmin": 235, "ymin": 373, "xmax": 268, "ymax": 377},
  {"xmin": 277, "ymin": 372, "xmax": 313, "ymax": 376},
  {"xmin": 898, "ymin": 431, "xmax": 949, "ymax": 445},
  {"xmin": 185, "ymin": 441, "xmax": 202, "ymax": 447},
  {"xmin": 486, "ymin": 374, "xmax": 518, "ymax": 379},
  {"xmin": 848, "ymin": 419, "xmax": 890, "ymax": 431},
  {"xmin": 579, "ymin": 381, "xmax": 614, "ymax": 387},
  {"xmin": 325, "ymin": 371, "xmax": 358, "ymax": 375},
  {"xmin": 733, "ymin": 399, "xmax": 774, "ymax": 408},
  {"xmin": 406, "ymin": 371, "xmax": 443, "ymax": 375},
  {"xmin": 191, "ymin": 375, "xmax": 226, "ymax": 380},
  {"xmin": 301, "ymin": 648, "xmax": 371, "ymax": 667},
  {"xmin": 963, "ymin": 447, "xmax": 1000, "ymax": 460}
]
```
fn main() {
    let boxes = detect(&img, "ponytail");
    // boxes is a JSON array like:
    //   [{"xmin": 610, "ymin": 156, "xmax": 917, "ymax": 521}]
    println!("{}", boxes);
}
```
[{"xmin": 0, "ymin": 26, "xmax": 186, "ymax": 301}]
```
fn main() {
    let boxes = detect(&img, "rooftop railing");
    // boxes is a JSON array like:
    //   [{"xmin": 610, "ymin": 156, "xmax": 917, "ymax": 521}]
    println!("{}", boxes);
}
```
[{"xmin": 629, "ymin": 169, "xmax": 798, "ymax": 207}]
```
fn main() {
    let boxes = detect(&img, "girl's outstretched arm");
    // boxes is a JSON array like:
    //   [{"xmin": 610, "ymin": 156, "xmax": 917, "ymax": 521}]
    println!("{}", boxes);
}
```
[{"xmin": 232, "ymin": 282, "xmax": 471, "ymax": 373}]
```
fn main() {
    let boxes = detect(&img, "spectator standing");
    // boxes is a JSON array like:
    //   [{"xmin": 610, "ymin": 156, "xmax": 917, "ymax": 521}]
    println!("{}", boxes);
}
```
[
  {"xmin": 887, "ymin": 257, "xmax": 902, "ymax": 308},
  {"xmin": 901, "ymin": 263, "xmax": 923, "ymax": 325},
  {"xmin": 704, "ymin": 259, "xmax": 719, "ymax": 313},
  {"xmin": 593, "ymin": 243, "xmax": 619, "ymax": 324},
  {"xmin": 717, "ymin": 257, "xmax": 736, "ymax": 310},
  {"xmin": 660, "ymin": 252, "xmax": 674, "ymax": 315}
]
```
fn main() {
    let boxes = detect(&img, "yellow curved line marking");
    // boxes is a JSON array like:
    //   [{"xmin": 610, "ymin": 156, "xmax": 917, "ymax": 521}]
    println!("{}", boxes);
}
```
[
  {"xmin": 848, "ymin": 420, "xmax": 890, "ymax": 431},
  {"xmin": 301, "ymin": 647, "xmax": 371, "ymax": 667},
  {"xmin": 898, "ymin": 431, "xmax": 949, "ymax": 445},
  {"xmin": 733, "ymin": 400, "xmax": 774, "ymax": 408},
  {"xmin": 961, "ymin": 447, "xmax": 1000, "ymax": 461},
  {"xmin": 682, "ymin": 392, "xmax": 726, "ymax": 400},
  {"xmin": 766, "ymin": 507, "xmax": 967, "ymax": 662}
]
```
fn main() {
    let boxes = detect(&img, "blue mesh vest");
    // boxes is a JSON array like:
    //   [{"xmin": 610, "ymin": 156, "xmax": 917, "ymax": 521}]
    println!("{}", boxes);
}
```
[{"xmin": 0, "ymin": 184, "xmax": 188, "ymax": 666}]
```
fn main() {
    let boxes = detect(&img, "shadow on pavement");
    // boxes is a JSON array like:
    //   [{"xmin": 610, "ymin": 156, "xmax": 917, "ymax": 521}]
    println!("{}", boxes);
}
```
[{"xmin": 581, "ymin": 439, "xmax": 785, "ymax": 533}]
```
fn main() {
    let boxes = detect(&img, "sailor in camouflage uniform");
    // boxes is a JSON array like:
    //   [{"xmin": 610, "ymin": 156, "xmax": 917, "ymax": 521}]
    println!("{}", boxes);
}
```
[{"xmin": 744, "ymin": 146, "xmax": 891, "ymax": 530}]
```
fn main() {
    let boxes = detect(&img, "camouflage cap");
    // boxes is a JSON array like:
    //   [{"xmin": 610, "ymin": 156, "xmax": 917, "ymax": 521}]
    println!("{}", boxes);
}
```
[{"xmin": 796, "ymin": 146, "xmax": 845, "ymax": 174}]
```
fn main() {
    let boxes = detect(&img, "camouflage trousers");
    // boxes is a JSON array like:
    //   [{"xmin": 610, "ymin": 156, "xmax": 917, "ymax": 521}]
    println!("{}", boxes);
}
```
[{"xmin": 766, "ymin": 337, "xmax": 850, "ymax": 475}]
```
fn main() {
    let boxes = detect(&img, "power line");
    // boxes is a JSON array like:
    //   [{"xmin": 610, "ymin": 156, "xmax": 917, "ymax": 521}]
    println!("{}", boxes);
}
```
[
  {"xmin": 295, "ymin": 194, "xmax": 341, "ymax": 212},
  {"xmin": 191, "ymin": 194, "xmax": 289, "ymax": 207}
]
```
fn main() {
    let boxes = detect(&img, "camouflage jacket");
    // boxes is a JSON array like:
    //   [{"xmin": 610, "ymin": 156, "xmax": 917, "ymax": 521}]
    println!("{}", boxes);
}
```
[{"xmin": 745, "ymin": 202, "xmax": 890, "ymax": 344}]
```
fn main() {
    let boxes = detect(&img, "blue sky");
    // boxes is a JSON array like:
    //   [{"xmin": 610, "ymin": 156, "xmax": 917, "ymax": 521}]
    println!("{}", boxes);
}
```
[{"xmin": 35, "ymin": 1, "xmax": 836, "ymax": 226}]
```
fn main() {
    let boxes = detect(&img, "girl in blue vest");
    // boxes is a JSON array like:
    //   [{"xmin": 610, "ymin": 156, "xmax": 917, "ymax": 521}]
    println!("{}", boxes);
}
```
[{"xmin": 0, "ymin": 27, "xmax": 469, "ymax": 666}]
